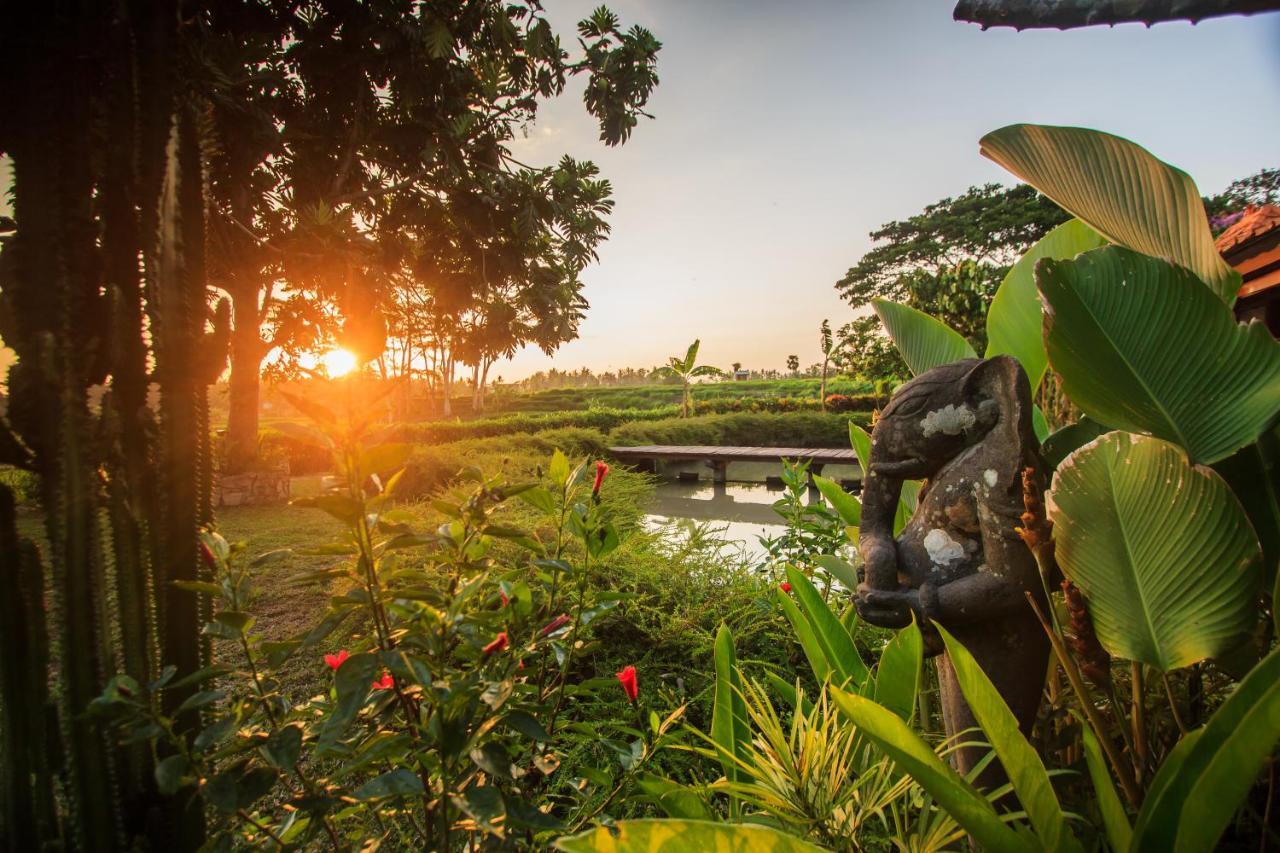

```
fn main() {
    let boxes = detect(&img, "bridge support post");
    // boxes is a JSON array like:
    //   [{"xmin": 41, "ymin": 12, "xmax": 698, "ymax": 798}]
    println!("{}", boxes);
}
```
[{"xmin": 707, "ymin": 459, "xmax": 728, "ymax": 485}]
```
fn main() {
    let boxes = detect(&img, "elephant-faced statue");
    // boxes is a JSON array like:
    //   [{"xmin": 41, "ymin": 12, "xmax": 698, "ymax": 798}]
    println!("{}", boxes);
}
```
[{"xmin": 855, "ymin": 355, "xmax": 1049, "ymax": 783}]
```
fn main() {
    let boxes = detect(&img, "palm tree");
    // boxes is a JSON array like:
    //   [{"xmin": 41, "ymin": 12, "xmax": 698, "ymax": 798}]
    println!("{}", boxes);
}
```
[
  {"xmin": 653, "ymin": 339, "xmax": 723, "ymax": 417},
  {"xmin": 786, "ymin": 354, "xmax": 800, "ymax": 376}
]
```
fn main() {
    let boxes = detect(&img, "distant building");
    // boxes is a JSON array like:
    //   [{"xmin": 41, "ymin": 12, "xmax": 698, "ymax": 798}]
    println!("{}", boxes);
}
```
[
  {"xmin": 1217, "ymin": 205, "xmax": 1280, "ymax": 336},
  {"xmin": 733, "ymin": 368, "xmax": 751, "ymax": 381}
]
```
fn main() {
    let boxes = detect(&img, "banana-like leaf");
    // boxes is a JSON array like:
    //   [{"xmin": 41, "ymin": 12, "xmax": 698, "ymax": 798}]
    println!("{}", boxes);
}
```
[
  {"xmin": 987, "ymin": 219, "xmax": 1107, "ymax": 393},
  {"xmin": 812, "ymin": 474, "xmax": 860, "ymax": 526},
  {"xmin": 1213, "ymin": 425, "xmax": 1280, "ymax": 588},
  {"xmin": 873, "ymin": 620, "xmax": 923, "ymax": 723},
  {"xmin": 829, "ymin": 687, "xmax": 1025, "ymax": 853},
  {"xmin": 980, "ymin": 124, "xmax": 1240, "ymax": 303},
  {"xmin": 1038, "ymin": 246, "xmax": 1280, "ymax": 464},
  {"xmin": 1041, "ymin": 417, "xmax": 1110, "ymax": 472},
  {"xmin": 937, "ymin": 625, "xmax": 1079, "ymax": 852},
  {"xmin": 711, "ymin": 625, "xmax": 750, "ymax": 793},
  {"xmin": 814, "ymin": 555, "xmax": 859, "ymax": 591},
  {"xmin": 554, "ymin": 819, "xmax": 825, "ymax": 852},
  {"xmin": 1135, "ymin": 646, "xmax": 1280, "ymax": 852},
  {"xmin": 784, "ymin": 565, "xmax": 869, "ymax": 689},
  {"xmin": 777, "ymin": 593, "xmax": 832, "ymax": 684},
  {"xmin": 873, "ymin": 298, "xmax": 976, "ymax": 377},
  {"xmin": 1072, "ymin": 710, "xmax": 1132, "ymax": 853},
  {"xmin": 682, "ymin": 339, "xmax": 700, "ymax": 371},
  {"xmin": 1047, "ymin": 432, "xmax": 1262, "ymax": 671}
]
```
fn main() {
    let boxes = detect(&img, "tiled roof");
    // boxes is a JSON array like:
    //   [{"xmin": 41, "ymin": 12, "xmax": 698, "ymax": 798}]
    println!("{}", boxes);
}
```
[{"xmin": 1215, "ymin": 205, "xmax": 1280, "ymax": 256}]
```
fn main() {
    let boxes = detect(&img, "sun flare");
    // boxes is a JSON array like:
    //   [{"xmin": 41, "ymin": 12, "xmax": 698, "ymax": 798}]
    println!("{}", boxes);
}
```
[{"xmin": 321, "ymin": 347, "xmax": 358, "ymax": 378}]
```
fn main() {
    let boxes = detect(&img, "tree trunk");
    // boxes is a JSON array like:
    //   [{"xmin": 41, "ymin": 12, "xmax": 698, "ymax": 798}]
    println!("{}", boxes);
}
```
[
  {"xmin": 441, "ymin": 354, "xmax": 453, "ymax": 416},
  {"xmin": 820, "ymin": 358, "xmax": 829, "ymax": 410},
  {"xmin": 225, "ymin": 287, "xmax": 264, "ymax": 473},
  {"xmin": 478, "ymin": 358, "xmax": 492, "ymax": 411}
]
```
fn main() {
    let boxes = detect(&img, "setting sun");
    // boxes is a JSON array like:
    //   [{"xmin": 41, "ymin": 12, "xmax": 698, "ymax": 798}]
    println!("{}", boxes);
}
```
[{"xmin": 321, "ymin": 347, "xmax": 358, "ymax": 378}]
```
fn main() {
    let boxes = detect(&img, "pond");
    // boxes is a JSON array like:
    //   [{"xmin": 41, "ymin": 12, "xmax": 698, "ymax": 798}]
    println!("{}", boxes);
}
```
[{"xmin": 642, "ymin": 460, "xmax": 862, "ymax": 562}]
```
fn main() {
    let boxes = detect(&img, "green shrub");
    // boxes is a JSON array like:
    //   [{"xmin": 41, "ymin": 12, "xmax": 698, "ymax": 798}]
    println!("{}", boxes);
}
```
[
  {"xmin": 397, "ymin": 427, "xmax": 611, "ymax": 497},
  {"xmin": 609, "ymin": 411, "xmax": 871, "ymax": 449}
]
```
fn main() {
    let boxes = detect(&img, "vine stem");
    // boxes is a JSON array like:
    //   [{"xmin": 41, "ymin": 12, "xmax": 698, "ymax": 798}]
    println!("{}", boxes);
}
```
[
  {"xmin": 1162, "ymin": 672, "xmax": 1188, "ymax": 736},
  {"xmin": 1025, "ymin": 592, "xmax": 1142, "ymax": 808}
]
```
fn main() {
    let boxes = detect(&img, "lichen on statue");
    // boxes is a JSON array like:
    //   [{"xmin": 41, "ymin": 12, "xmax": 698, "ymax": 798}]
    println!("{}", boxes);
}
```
[{"xmin": 855, "ymin": 355, "xmax": 1049, "ymax": 785}]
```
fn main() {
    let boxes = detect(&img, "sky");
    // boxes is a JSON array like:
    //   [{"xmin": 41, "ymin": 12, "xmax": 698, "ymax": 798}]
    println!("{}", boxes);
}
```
[{"xmin": 494, "ymin": 0, "xmax": 1280, "ymax": 381}]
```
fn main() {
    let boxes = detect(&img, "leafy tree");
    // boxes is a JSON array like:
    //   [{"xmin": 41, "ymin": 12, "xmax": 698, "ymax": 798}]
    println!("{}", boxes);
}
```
[
  {"xmin": 653, "ymin": 340, "xmax": 723, "ymax": 417},
  {"xmin": 837, "ymin": 183, "xmax": 1068, "ymax": 307},
  {"xmin": 832, "ymin": 316, "xmax": 907, "ymax": 382},
  {"xmin": 786, "ymin": 354, "xmax": 800, "ymax": 375},
  {"xmin": 200, "ymin": 1, "xmax": 662, "ymax": 471},
  {"xmin": 1203, "ymin": 166, "xmax": 1279, "ymax": 230},
  {"xmin": 902, "ymin": 259, "xmax": 1000, "ymax": 351}
]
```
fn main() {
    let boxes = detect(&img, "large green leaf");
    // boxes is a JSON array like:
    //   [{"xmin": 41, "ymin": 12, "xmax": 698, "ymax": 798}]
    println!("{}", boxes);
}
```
[
  {"xmin": 1073, "ymin": 711, "xmax": 1131, "ymax": 853},
  {"xmin": 1037, "ymin": 246, "xmax": 1280, "ymax": 464},
  {"xmin": 784, "ymin": 565, "xmax": 869, "ymax": 689},
  {"xmin": 873, "ymin": 621, "xmax": 922, "ymax": 723},
  {"xmin": 986, "ymin": 219, "xmax": 1107, "ymax": 392},
  {"xmin": 829, "ymin": 688, "xmax": 1024, "ymax": 853},
  {"xmin": 872, "ymin": 298, "xmax": 976, "ymax": 377},
  {"xmin": 711, "ymin": 625, "xmax": 751, "ymax": 794},
  {"xmin": 1047, "ymin": 432, "xmax": 1261, "ymax": 671},
  {"xmin": 1135, "ymin": 645, "xmax": 1280, "ymax": 852},
  {"xmin": 1040, "ymin": 417, "xmax": 1110, "ymax": 472},
  {"xmin": 980, "ymin": 124, "xmax": 1240, "ymax": 303},
  {"xmin": 937, "ymin": 626, "xmax": 1079, "ymax": 853},
  {"xmin": 554, "ymin": 819, "xmax": 825, "ymax": 852},
  {"xmin": 812, "ymin": 474, "xmax": 860, "ymax": 526}
]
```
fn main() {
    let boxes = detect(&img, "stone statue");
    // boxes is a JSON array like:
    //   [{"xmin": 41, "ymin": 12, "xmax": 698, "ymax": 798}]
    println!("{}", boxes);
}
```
[{"xmin": 854, "ymin": 355, "xmax": 1048, "ymax": 782}]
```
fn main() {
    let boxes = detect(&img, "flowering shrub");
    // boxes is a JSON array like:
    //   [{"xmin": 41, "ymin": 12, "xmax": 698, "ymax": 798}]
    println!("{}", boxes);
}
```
[{"xmin": 89, "ymin": 398, "xmax": 686, "ymax": 849}]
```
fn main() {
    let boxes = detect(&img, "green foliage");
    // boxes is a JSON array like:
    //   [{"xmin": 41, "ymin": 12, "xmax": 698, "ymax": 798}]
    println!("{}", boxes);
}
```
[
  {"xmin": 984, "ymin": 218, "xmax": 1107, "ymax": 392},
  {"xmin": 555, "ymin": 819, "xmax": 826, "ymax": 852},
  {"xmin": 1048, "ymin": 432, "xmax": 1261, "ymax": 671},
  {"xmin": 871, "ymin": 298, "xmax": 976, "ymax": 376},
  {"xmin": 611, "ymin": 411, "xmax": 869, "ymax": 449},
  {"xmin": 760, "ymin": 461, "xmax": 851, "ymax": 575},
  {"xmin": 651, "ymin": 340, "xmax": 725, "ymax": 417},
  {"xmin": 92, "ymin": 398, "xmax": 697, "ymax": 848},
  {"xmin": 980, "ymin": 124, "xmax": 1241, "ymax": 303},
  {"xmin": 835, "ymin": 182, "xmax": 1069, "ymax": 309},
  {"xmin": 1036, "ymin": 246, "xmax": 1280, "ymax": 464}
]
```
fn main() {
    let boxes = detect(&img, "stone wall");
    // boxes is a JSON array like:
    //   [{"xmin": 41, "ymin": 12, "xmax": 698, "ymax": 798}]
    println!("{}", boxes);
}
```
[{"xmin": 215, "ymin": 466, "xmax": 291, "ymax": 507}]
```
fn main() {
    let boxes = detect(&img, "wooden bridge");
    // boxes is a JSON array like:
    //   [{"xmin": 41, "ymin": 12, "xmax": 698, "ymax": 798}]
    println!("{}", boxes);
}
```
[{"xmin": 609, "ymin": 445, "xmax": 862, "ymax": 485}]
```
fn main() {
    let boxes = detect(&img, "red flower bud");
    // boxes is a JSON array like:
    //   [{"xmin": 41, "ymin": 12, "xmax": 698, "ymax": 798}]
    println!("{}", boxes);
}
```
[
  {"xmin": 592, "ymin": 461, "xmax": 609, "ymax": 496},
  {"xmin": 615, "ymin": 665, "xmax": 638, "ymax": 704},
  {"xmin": 482, "ymin": 632, "xmax": 509, "ymax": 655},
  {"xmin": 371, "ymin": 671, "xmax": 394, "ymax": 691},
  {"xmin": 200, "ymin": 541, "xmax": 217, "ymax": 570},
  {"xmin": 539, "ymin": 613, "xmax": 571, "ymax": 637},
  {"xmin": 779, "ymin": 582, "xmax": 792, "ymax": 593},
  {"xmin": 324, "ymin": 650, "xmax": 350, "ymax": 671},
  {"xmin": 499, "ymin": 590, "xmax": 510, "ymax": 607}
]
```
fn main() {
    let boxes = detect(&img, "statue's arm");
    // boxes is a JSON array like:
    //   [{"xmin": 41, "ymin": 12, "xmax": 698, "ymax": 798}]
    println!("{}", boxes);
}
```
[{"xmin": 930, "ymin": 495, "xmax": 1041, "ymax": 624}]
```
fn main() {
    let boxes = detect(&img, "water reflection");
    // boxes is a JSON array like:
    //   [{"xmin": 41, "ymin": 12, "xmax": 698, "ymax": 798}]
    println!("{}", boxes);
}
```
[{"xmin": 642, "ymin": 461, "xmax": 861, "ymax": 561}]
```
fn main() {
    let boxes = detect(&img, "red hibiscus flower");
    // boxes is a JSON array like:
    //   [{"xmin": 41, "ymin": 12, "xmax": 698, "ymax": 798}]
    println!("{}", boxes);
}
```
[
  {"xmin": 371, "ymin": 671, "xmax": 394, "ymax": 690},
  {"xmin": 592, "ymin": 461, "xmax": 609, "ymax": 496},
  {"xmin": 539, "ymin": 613, "xmax": 571, "ymax": 637},
  {"xmin": 616, "ymin": 665, "xmax": 638, "ymax": 704},
  {"xmin": 324, "ymin": 650, "xmax": 350, "ymax": 671},
  {"xmin": 482, "ymin": 632, "xmax": 509, "ymax": 655}
]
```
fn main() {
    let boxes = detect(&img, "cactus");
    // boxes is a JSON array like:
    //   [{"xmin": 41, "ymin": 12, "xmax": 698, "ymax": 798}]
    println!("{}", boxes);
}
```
[{"xmin": 0, "ymin": 1, "xmax": 226, "ymax": 847}]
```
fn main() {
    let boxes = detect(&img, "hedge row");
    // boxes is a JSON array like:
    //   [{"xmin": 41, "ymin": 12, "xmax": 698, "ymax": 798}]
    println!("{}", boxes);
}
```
[{"xmin": 610, "ymin": 411, "xmax": 872, "ymax": 449}]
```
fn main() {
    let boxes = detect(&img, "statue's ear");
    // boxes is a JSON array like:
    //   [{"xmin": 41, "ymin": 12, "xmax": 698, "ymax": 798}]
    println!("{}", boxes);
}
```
[{"xmin": 961, "ymin": 356, "xmax": 1037, "ymax": 457}]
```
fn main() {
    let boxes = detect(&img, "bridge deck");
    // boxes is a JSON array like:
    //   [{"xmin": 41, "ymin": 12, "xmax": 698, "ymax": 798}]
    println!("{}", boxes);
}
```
[{"xmin": 609, "ymin": 445, "xmax": 860, "ymax": 466}]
